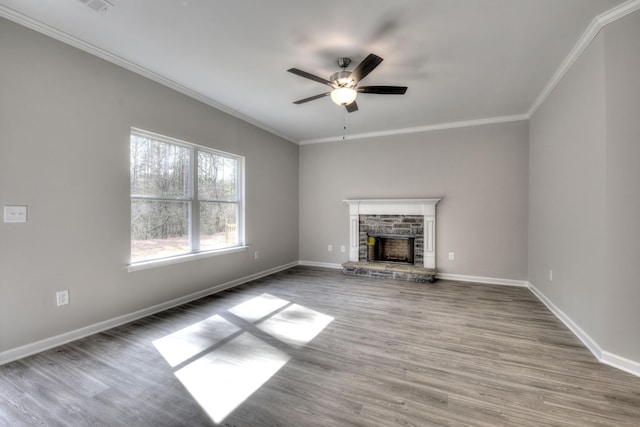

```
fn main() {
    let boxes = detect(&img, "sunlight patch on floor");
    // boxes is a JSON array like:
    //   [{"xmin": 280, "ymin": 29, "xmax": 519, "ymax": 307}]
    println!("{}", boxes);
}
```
[
  {"xmin": 174, "ymin": 332, "xmax": 290, "ymax": 424},
  {"xmin": 257, "ymin": 303, "xmax": 334, "ymax": 348},
  {"xmin": 152, "ymin": 314, "xmax": 239, "ymax": 367},
  {"xmin": 154, "ymin": 293, "xmax": 333, "ymax": 424},
  {"xmin": 228, "ymin": 293, "xmax": 290, "ymax": 323}
]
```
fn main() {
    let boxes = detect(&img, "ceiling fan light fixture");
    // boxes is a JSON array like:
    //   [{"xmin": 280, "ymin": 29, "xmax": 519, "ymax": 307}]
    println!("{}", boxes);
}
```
[{"xmin": 330, "ymin": 87, "xmax": 357, "ymax": 106}]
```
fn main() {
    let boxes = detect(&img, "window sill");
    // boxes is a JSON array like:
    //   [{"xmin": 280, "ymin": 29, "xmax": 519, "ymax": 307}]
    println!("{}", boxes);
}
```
[{"xmin": 127, "ymin": 246, "xmax": 249, "ymax": 272}]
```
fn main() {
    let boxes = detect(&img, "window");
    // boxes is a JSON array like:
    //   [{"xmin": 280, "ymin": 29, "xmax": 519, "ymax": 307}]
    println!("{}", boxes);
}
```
[{"xmin": 130, "ymin": 129, "xmax": 244, "ymax": 264}]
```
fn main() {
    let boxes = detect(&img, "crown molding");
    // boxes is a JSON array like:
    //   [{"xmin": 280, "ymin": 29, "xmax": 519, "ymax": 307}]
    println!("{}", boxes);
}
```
[
  {"xmin": 528, "ymin": 0, "xmax": 640, "ymax": 117},
  {"xmin": 596, "ymin": 0, "xmax": 640, "ymax": 26},
  {"xmin": 0, "ymin": 5, "xmax": 297, "ymax": 144},
  {"xmin": 304, "ymin": 0, "xmax": 640, "ymax": 144},
  {"xmin": 298, "ymin": 114, "xmax": 529, "ymax": 145},
  {"xmin": 3, "ymin": 1, "xmax": 639, "ymax": 145}
]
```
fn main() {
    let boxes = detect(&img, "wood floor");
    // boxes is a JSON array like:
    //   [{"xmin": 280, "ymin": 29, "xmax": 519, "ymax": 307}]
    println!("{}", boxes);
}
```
[{"xmin": 2, "ymin": 266, "xmax": 640, "ymax": 426}]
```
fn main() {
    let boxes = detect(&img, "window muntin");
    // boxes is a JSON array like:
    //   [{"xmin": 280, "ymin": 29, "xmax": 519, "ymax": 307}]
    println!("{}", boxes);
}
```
[{"xmin": 130, "ymin": 129, "xmax": 243, "ymax": 263}]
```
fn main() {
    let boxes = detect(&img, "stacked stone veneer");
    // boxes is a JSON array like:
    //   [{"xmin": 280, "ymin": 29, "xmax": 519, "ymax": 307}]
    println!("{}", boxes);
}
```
[{"xmin": 359, "ymin": 215, "xmax": 424, "ymax": 265}]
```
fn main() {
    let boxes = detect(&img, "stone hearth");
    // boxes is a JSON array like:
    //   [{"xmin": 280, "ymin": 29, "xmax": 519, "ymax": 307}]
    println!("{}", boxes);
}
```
[{"xmin": 342, "ymin": 261, "xmax": 437, "ymax": 283}]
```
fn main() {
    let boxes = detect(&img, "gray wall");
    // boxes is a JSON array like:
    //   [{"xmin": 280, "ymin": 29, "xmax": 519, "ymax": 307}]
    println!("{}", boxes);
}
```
[
  {"xmin": 299, "ymin": 121, "xmax": 529, "ymax": 280},
  {"xmin": 603, "ymin": 11, "xmax": 640, "ymax": 358},
  {"xmin": 529, "ymin": 10, "xmax": 640, "ymax": 360},
  {"xmin": 0, "ymin": 18, "xmax": 299, "ymax": 353},
  {"xmin": 528, "ymin": 32, "xmax": 607, "ymax": 342}
]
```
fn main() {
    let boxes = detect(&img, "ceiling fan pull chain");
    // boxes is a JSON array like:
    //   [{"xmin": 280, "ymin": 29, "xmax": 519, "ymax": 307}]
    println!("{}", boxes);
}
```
[{"xmin": 342, "ymin": 111, "xmax": 347, "ymax": 140}]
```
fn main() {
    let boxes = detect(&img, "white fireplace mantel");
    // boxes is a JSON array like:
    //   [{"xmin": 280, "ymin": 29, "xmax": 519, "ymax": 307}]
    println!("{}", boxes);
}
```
[{"xmin": 343, "ymin": 198, "xmax": 441, "ymax": 269}]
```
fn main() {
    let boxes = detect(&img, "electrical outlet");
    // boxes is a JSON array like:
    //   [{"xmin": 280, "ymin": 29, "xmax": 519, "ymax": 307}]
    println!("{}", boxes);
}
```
[
  {"xmin": 328, "ymin": 245, "xmax": 333, "ymax": 252},
  {"xmin": 4, "ymin": 205, "xmax": 28, "ymax": 223},
  {"xmin": 448, "ymin": 252, "xmax": 455, "ymax": 261},
  {"xmin": 56, "ymin": 290, "xmax": 69, "ymax": 306},
  {"xmin": 254, "ymin": 251, "xmax": 259, "ymax": 260},
  {"xmin": 340, "ymin": 245, "xmax": 346, "ymax": 253}
]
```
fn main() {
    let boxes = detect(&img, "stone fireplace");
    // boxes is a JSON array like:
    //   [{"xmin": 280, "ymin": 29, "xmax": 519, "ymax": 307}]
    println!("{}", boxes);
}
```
[
  {"xmin": 342, "ymin": 198, "xmax": 440, "ymax": 282},
  {"xmin": 359, "ymin": 213, "xmax": 423, "ymax": 264}
]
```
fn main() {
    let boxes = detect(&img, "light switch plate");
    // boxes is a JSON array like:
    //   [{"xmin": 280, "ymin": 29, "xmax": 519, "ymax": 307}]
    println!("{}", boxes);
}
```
[
  {"xmin": 56, "ymin": 290, "xmax": 69, "ymax": 306},
  {"xmin": 4, "ymin": 205, "xmax": 28, "ymax": 223}
]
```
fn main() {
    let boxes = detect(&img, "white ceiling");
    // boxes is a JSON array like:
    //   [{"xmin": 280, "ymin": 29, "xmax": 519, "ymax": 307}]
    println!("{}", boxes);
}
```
[{"xmin": 0, "ymin": 0, "xmax": 630, "ymax": 143}]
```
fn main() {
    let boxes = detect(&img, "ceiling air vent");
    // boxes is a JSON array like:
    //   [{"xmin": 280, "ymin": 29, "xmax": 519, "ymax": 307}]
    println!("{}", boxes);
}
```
[{"xmin": 78, "ymin": 0, "xmax": 113, "ymax": 13}]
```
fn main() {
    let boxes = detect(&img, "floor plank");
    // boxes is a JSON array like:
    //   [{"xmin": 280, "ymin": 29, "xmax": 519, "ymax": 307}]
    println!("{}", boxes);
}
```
[{"xmin": 1, "ymin": 266, "xmax": 639, "ymax": 426}]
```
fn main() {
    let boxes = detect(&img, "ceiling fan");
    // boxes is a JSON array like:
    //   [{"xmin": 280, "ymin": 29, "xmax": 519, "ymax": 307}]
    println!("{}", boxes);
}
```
[{"xmin": 287, "ymin": 53, "xmax": 408, "ymax": 113}]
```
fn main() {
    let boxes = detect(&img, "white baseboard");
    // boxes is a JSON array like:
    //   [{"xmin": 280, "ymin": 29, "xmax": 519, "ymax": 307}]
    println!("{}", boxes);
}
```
[
  {"xmin": 298, "ymin": 260, "xmax": 343, "ymax": 269},
  {"xmin": 0, "ymin": 261, "xmax": 298, "ymax": 366},
  {"xmin": 436, "ymin": 272, "xmax": 529, "ymax": 287},
  {"xmin": 527, "ymin": 281, "xmax": 640, "ymax": 378},
  {"xmin": 527, "ymin": 282, "xmax": 602, "ymax": 357},
  {"xmin": 601, "ymin": 351, "xmax": 640, "ymax": 377}
]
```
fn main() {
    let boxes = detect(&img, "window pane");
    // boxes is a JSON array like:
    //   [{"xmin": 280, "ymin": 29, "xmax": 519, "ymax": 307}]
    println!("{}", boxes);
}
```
[
  {"xmin": 130, "ymin": 135, "xmax": 190, "ymax": 198},
  {"xmin": 198, "ymin": 151, "xmax": 237, "ymax": 201},
  {"xmin": 199, "ymin": 202, "xmax": 238, "ymax": 251},
  {"xmin": 131, "ymin": 200, "xmax": 190, "ymax": 260},
  {"xmin": 130, "ymin": 128, "xmax": 244, "ymax": 264}
]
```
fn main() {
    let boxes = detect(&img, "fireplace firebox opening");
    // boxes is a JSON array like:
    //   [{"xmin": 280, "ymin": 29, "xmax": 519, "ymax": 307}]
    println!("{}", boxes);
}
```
[{"xmin": 367, "ymin": 234, "xmax": 415, "ymax": 264}]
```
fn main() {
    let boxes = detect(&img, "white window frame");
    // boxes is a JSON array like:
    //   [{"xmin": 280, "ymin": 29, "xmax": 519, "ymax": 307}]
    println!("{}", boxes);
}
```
[{"xmin": 128, "ymin": 128, "xmax": 246, "ymax": 272}]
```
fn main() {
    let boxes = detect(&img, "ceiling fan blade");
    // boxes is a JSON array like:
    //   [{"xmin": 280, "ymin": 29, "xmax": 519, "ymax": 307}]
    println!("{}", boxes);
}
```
[
  {"xmin": 293, "ymin": 92, "xmax": 330, "ymax": 104},
  {"xmin": 287, "ymin": 68, "xmax": 333, "ymax": 86},
  {"xmin": 358, "ymin": 86, "xmax": 408, "ymax": 95},
  {"xmin": 350, "ymin": 53, "xmax": 383, "ymax": 84},
  {"xmin": 345, "ymin": 101, "xmax": 359, "ymax": 113}
]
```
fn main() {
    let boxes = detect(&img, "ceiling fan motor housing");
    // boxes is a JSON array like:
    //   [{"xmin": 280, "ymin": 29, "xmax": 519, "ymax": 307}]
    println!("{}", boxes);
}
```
[{"xmin": 330, "ymin": 70, "xmax": 355, "ymax": 88}]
